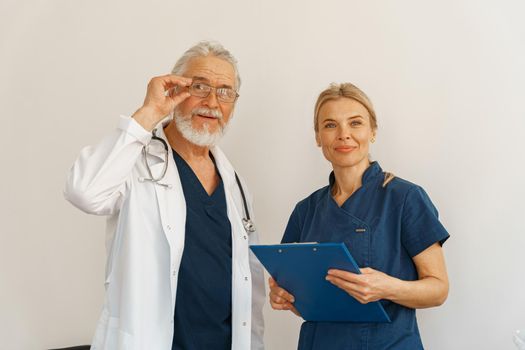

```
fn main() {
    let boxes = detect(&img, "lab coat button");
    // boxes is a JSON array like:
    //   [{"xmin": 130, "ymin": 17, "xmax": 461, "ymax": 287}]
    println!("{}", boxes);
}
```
[
  {"xmin": 242, "ymin": 322, "xmax": 247, "ymax": 326},
  {"xmin": 244, "ymin": 276, "xmax": 248, "ymax": 281},
  {"xmin": 166, "ymin": 225, "xmax": 171, "ymax": 230}
]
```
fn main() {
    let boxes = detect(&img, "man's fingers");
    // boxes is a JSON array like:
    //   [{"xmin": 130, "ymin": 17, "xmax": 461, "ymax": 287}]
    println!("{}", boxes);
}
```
[
  {"xmin": 160, "ymin": 74, "xmax": 192, "ymax": 89},
  {"xmin": 147, "ymin": 75, "xmax": 192, "ymax": 97},
  {"xmin": 169, "ymin": 92, "xmax": 191, "ymax": 106}
]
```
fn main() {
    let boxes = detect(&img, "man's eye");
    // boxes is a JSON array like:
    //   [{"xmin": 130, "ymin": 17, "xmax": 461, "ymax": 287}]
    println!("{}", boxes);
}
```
[
  {"xmin": 193, "ymin": 83, "xmax": 208, "ymax": 91},
  {"xmin": 217, "ymin": 88, "xmax": 234, "ymax": 97}
]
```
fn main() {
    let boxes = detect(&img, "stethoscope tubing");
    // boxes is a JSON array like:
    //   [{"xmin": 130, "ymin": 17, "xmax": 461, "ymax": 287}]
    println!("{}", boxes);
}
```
[{"xmin": 140, "ymin": 132, "xmax": 256, "ymax": 233}]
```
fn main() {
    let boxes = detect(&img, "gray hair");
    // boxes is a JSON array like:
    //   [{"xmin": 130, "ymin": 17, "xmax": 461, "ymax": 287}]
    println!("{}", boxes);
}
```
[{"xmin": 171, "ymin": 41, "xmax": 241, "ymax": 90}]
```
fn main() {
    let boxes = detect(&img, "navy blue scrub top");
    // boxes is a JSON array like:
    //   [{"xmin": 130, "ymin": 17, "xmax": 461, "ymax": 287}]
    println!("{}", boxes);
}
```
[
  {"xmin": 171, "ymin": 150, "xmax": 232, "ymax": 350},
  {"xmin": 282, "ymin": 162, "xmax": 449, "ymax": 350}
]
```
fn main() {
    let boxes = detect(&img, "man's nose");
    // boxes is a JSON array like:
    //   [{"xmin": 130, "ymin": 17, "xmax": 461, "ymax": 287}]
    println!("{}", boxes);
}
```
[{"xmin": 202, "ymin": 89, "xmax": 220, "ymax": 108}]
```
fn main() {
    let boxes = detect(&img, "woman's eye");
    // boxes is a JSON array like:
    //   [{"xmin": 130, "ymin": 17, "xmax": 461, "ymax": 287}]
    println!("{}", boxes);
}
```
[
  {"xmin": 351, "ymin": 120, "xmax": 362, "ymax": 126},
  {"xmin": 324, "ymin": 123, "xmax": 336, "ymax": 128}
]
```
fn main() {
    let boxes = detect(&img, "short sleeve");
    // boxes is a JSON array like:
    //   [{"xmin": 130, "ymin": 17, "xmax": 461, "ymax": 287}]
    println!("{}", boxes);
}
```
[
  {"xmin": 401, "ymin": 186, "xmax": 450, "ymax": 257},
  {"xmin": 281, "ymin": 205, "xmax": 303, "ymax": 243}
]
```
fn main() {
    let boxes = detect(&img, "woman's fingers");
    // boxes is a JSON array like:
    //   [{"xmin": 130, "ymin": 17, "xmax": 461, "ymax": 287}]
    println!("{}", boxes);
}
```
[
  {"xmin": 270, "ymin": 300, "xmax": 295, "ymax": 311},
  {"xmin": 326, "ymin": 268, "xmax": 388, "ymax": 304},
  {"xmin": 289, "ymin": 304, "xmax": 301, "ymax": 317},
  {"xmin": 268, "ymin": 277, "xmax": 295, "ymax": 303},
  {"xmin": 268, "ymin": 277, "xmax": 277, "ymax": 287},
  {"xmin": 268, "ymin": 277, "xmax": 298, "ymax": 313},
  {"xmin": 327, "ymin": 276, "xmax": 365, "ymax": 296},
  {"xmin": 269, "ymin": 288, "xmax": 295, "ymax": 304},
  {"xmin": 327, "ymin": 269, "xmax": 362, "ymax": 283}
]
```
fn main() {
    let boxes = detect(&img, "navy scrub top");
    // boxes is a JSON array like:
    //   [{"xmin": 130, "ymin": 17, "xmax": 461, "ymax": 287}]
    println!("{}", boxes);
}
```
[
  {"xmin": 282, "ymin": 162, "xmax": 449, "ymax": 350},
  {"xmin": 171, "ymin": 150, "xmax": 232, "ymax": 350}
]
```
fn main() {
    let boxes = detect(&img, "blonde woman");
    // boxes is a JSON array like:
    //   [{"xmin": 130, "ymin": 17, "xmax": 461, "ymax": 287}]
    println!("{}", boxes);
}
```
[{"xmin": 269, "ymin": 83, "xmax": 450, "ymax": 349}]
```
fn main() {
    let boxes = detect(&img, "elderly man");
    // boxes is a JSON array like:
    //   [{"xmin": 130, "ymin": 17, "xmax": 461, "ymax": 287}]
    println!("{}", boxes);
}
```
[{"xmin": 64, "ymin": 41, "xmax": 265, "ymax": 350}]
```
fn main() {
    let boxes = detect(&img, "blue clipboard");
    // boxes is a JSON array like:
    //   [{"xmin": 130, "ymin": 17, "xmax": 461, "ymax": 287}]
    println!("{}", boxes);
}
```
[{"xmin": 250, "ymin": 242, "xmax": 391, "ymax": 323}]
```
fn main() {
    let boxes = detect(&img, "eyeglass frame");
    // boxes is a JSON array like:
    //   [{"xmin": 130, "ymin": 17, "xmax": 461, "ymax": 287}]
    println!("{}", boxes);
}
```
[{"xmin": 183, "ymin": 79, "xmax": 239, "ymax": 103}]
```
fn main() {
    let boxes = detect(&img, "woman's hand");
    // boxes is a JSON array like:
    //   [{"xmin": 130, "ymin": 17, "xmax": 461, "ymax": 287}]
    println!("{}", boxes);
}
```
[
  {"xmin": 268, "ymin": 277, "xmax": 301, "ymax": 317},
  {"xmin": 326, "ymin": 267, "xmax": 398, "ymax": 304},
  {"xmin": 326, "ymin": 244, "xmax": 449, "ymax": 308}
]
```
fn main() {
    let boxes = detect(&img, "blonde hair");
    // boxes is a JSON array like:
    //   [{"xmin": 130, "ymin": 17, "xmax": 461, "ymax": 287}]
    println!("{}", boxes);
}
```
[{"xmin": 314, "ymin": 82, "xmax": 377, "ymax": 132}]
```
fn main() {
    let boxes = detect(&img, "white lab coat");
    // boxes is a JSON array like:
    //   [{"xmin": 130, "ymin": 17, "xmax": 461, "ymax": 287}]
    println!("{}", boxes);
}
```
[{"xmin": 64, "ymin": 116, "xmax": 265, "ymax": 350}]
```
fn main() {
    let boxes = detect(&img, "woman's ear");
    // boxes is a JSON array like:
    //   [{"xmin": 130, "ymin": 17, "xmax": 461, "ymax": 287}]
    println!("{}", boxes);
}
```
[{"xmin": 315, "ymin": 133, "xmax": 321, "ymax": 147}]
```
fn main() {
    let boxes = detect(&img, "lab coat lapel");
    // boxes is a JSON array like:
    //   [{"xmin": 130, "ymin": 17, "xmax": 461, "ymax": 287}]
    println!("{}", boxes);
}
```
[
  {"xmin": 210, "ymin": 147, "xmax": 245, "ymax": 240},
  {"xmin": 148, "ymin": 126, "xmax": 186, "ymax": 260},
  {"xmin": 210, "ymin": 146, "xmax": 252, "ymax": 349}
]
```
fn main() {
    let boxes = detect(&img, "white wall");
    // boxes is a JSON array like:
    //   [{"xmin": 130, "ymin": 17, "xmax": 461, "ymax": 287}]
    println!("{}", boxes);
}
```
[{"xmin": 1, "ymin": 0, "xmax": 524, "ymax": 349}]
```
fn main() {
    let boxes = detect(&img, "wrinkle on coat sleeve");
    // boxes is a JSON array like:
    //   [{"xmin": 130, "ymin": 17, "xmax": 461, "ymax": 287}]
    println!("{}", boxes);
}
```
[{"xmin": 64, "ymin": 116, "xmax": 152, "ymax": 216}]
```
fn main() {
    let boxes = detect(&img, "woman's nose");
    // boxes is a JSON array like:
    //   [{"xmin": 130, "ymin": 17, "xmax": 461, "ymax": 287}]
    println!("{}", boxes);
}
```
[{"xmin": 337, "ymin": 130, "xmax": 351, "ymax": 140}]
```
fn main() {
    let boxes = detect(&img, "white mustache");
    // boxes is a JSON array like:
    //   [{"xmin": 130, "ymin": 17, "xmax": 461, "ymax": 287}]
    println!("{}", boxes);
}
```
[{"xmin": 192, "ymin": 107, "xmax": 223, "ymax": 119}]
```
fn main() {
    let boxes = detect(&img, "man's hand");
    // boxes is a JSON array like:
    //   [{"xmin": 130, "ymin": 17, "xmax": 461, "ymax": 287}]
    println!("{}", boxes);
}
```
[
  {"xmin": 132, "ymin": 75, "xmax": 192, "ymax": 131},
  {"xmin": 269, "ymin": 277, "xmax": 301, "ymax": 317}
]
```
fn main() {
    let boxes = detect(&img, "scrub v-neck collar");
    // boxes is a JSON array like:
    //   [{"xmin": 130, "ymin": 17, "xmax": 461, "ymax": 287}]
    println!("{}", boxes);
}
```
[
  {"xmin": 328, "ymin": 161, "xmax": 383, "ymax": 209},
  {"xmin": 172, "ymin": 149, "xmax": 222, "ymax": 201}
]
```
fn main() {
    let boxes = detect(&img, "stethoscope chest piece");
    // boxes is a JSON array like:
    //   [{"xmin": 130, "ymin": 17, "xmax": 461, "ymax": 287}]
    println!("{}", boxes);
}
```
[{"xmin": 242, "ymin": 218, "xmax": 256, "ymax": 234}]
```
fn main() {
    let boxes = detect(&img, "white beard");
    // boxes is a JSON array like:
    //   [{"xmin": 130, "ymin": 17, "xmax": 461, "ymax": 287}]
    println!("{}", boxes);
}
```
[{"xmin": 173, "ymin": 108, "xmax": 229, "ymax": 147}]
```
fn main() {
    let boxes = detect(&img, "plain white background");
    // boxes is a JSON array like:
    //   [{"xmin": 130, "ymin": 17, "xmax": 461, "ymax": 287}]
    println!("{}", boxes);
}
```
[{"xmin": 1, "ymin": 0, "xmax": 524, "ymax": 349}]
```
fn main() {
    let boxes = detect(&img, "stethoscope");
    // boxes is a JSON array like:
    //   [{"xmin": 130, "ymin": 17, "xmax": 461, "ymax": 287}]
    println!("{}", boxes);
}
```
[{"xmin": 138, "ymin": 130, "xmax": 256, "ymax": 234}]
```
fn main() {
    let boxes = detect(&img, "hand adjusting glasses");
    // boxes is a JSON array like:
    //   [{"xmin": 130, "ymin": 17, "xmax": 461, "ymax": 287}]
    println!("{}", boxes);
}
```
[{"xmin": 139, "ymin": 80, "xmax": 238, "ymax": 188}]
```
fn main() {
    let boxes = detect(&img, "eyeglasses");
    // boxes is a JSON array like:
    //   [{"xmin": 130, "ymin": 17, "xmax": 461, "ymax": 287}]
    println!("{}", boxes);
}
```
[{"xmin": 188, "ymin": 81, "xmax": 239, "ymax": 103}]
